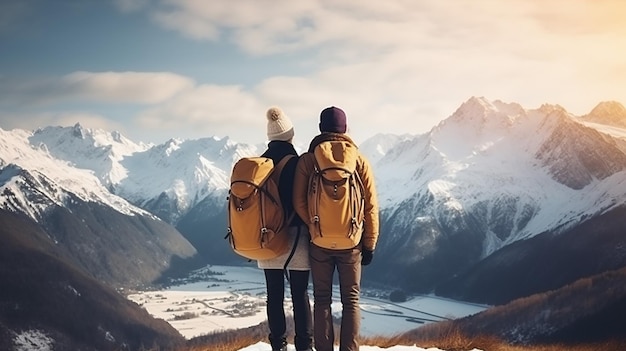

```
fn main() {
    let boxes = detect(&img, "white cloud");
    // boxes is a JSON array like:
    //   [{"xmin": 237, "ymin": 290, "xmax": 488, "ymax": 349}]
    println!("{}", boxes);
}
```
[
  {"xmin": 142, "ymin": 0, "xmax": 625, "ymax": 111},
  {"xmin": 152, "ymin": 8, "xmax": 220, "ymax": 40},
  {"xmin": 60, "ymin": 71, "xmax": 195, "ymax": 104},
  {"xmin": 4, "ymin": 0, "xmax": 625, "ymax": 145},
  {"xmin": 134, "ymin": 84, "xmax": 265, "ymax": 142},
  {"xmin": 145, "ymin": 0, "xmax": 626, "ymax": 72},
  {"xmin": 145, "ymin": 1, "xmax": 538, "ymax": 57},
  {"xmin": 0, "ymin": 72, "xmax": 194, "ymax": 106}
]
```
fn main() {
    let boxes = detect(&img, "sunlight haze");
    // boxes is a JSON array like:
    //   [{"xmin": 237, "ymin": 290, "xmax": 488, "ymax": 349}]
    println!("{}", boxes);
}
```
[{"xmin": 1, "ymin": 0, "xmax": 625, "ymax": 145}]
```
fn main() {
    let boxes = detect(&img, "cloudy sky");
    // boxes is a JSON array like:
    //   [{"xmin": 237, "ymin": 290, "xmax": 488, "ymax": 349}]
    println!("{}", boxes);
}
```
[{"xmin": 1, "ymin": 0, "xmax": 625, "ymax": 145}]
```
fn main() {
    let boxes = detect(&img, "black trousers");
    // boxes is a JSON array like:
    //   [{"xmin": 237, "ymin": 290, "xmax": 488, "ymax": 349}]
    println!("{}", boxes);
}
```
[{"xmin": 264, "ymin": 269, "xmax": 313, "ymax": 350}]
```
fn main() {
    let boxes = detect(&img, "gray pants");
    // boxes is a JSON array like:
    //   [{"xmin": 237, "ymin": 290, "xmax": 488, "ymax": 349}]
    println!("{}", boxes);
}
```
[{"xmin": 309, "ymin": 244, "xmax": 362, "ymax": 351}]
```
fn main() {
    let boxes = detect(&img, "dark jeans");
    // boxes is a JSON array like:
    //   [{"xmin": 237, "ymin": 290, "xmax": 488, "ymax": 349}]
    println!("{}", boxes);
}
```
[
  {"xmin": 264, "ymin": 269, "xmax": 313, "ymax": 350},
  {"xmin": 309, "ymin": 244, "xmax": 362, "ymax": 351}
]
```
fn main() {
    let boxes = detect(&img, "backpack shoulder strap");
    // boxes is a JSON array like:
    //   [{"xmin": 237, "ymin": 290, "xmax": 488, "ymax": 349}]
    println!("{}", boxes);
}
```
[
  {"xmin": 274, "ymin": 154, "xmax": 297, "ymax": 222},
  {"xmin": 283, "ymin": 225, "xmax": 301, "ymax": 282},
  {"xmin": 273, "ymin": 154, "xmax": 295, "ymax": 177},
  {"xmin": 252, "ymin": 155, "xmax": 293, "ymax": 205}
]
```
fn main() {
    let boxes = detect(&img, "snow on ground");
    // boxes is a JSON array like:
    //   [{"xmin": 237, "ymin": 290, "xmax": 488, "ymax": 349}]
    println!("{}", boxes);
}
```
[
  {"xmin": 239, "ymin": 341, "xmax": 482, "ymax": 351},
  {"xmin": 13, "ymin": 329, "xmax": 54, "ymax": 351},
  {"xmin": 128, "ymin": 265, "xmax": 487, "ymax": 341}
]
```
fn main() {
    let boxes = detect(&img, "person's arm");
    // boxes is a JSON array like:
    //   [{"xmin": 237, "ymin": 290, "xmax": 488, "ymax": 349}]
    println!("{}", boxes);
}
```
[
  {"xmin": 292, "ymin": 154, "xmax": 312, "ymax": 225},
  {"xmin": 358, "ymin": 155, "xmax": 379, "ymax": 251}
]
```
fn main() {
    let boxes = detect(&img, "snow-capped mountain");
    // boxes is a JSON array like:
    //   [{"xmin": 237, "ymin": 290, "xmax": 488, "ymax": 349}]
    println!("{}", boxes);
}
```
[
  {"xmin": 112, "ymin": 137, "xmax": 258, "ymax": 223},
  {"xmin": 365, "ymin": 97, "xmax": 626, "ymax": 298},
  {"xmin": 577, "ymin": 101, "xmax": 626, "ymax": 145},
  {"xmin": 29, "ymin": 123, "xmax": 260, "ymax": 224},
  {"xmin": 28, "ymin": 123, "xmax": 151, "ymax": 188},
  {"xmin": 359, "ymin": 132, "xmax": 415, "ymax": 165},
  {"xmin": 0, "ymin": 126, "xmax": 198, "ymax": 288},
  {"xmin": 1, "ymin": 126, "xmax": 150, "ymax": 219},
  {"xmin": 3, "ymin": 98, "xmax": 626, "ymax": 349},
  {"xmin": 3, "ymin": 96, "xmax": 626, "ymax": 301},
  {"xmin": 581, "ymin": 100, "xmax": 626, "ymax": 128},
  {"xmin": 380, "ymin": 97, "xmax": 626, "ymax": 246}
]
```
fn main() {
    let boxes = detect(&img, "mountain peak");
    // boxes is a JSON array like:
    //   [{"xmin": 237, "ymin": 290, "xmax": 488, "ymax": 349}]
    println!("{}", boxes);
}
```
[
  {"xmin": 537, "ymin": 103, "xmax": 567, "ymax": 115},
  {"xmin": 451, "ymin": 97, "xmax": 526, "ymax": 120},
  {"xmin": 589, "ymin": 101, "xmax": 626, "ymax": 116},
  {"xmin": 457, "ymin": 96, "xmax": 495, "ymax": 114},
  {"xmin": 439, "ymin": 97, "xmax": 526, "ymax": 134},
  {"xmin": 583, "ymin": 101, "xmax": 626, "ymax": 128},
  {"xmin": 72, "ymin": 122, "xmax": 87, "ymax": 139}
]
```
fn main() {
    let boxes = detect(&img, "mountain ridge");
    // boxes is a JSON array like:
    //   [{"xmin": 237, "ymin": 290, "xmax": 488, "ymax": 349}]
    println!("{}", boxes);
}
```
[
  {"xmin": 364, "ymin": 97, "xmax": 626, "ymax": 297},
  {"xmin": 0, "ymin": 210, "xmax": 186, "ymax": 351},
  {"xmin": 3, "ymin": 96, "xmax": 626, "ymax": 295},
  {"xmin": 582, "ymin": 101, "xmax": 626, "ymax": 128}
]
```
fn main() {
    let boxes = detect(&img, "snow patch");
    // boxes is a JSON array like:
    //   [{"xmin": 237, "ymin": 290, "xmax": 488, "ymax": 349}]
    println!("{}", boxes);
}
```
[
  {"xmin": 66, "ymin": 285, "xmax": 81, "ymax": 297},
  {"xmin": 13, "ymin": 330, "xmax": 54, "ymax": 351}
]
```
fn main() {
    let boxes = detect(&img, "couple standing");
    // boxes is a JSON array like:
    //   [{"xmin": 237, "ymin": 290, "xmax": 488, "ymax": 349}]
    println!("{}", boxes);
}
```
[{"xmin": 257, "ymin": 106, "xmax": 380, "ymax": 351}]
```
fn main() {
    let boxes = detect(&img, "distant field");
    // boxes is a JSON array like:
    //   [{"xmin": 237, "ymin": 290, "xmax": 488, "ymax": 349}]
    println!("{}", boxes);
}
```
[{"xmin": 127, "ymin": 265, "xmax": 487, "ymax": 339}]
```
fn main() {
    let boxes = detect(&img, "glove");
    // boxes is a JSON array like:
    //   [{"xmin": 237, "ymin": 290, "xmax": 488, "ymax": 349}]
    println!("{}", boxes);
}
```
[{"xmin": 361, "ymin": 249, "xmax": 374, "ymax": 266}]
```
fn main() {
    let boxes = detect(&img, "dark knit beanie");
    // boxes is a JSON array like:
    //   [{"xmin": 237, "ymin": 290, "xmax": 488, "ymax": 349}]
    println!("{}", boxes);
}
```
[{"xmin": 319, "ymin": 106, "xmax": 347, "ymax": 133}]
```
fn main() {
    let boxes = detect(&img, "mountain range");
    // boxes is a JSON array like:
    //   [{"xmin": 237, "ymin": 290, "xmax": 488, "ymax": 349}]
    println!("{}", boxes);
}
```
[
  {"xmin": 363, "ymin": 98, "xmax": 626, "ymax": 303},
  {"xmin": 2, "ymin": 96, "xmax": 626, "ymax": 349}
]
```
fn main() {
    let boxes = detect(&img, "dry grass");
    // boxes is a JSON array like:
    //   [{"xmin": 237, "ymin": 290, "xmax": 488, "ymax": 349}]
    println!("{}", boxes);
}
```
[
  {"xmin": 183, "ymin": 321, "xmax": 268, "ymax": 351},
  {"xmin": 380, "ymin": 322, "xmax": 626, "ymax": 351},
  {"xmin": 185, "ymin": 335, "xmax": 261, "ymax": 351},
  {"xmin": 179, "ymin": 319, "xmax": 626, "ymax": 351},
  {"xmin": 361, "ymin": 322, "xmax": 505, "ymax": 351}
]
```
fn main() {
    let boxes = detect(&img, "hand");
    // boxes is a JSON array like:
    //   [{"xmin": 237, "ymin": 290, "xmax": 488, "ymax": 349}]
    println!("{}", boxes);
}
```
[{"xmin": 361, "ymin": 249, "xmax": 374, "ymax": 266}]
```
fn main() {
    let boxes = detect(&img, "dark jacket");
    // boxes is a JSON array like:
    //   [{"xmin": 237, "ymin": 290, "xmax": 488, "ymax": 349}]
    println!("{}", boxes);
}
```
[{"xmin": 261, "ymin": 141, "xmax": 304, "ymax": 226}]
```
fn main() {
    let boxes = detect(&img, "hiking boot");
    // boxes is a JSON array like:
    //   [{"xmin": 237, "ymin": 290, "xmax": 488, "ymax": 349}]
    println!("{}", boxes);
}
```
[
  {"xmin": 270, "ymin": 335, "xmax": 287, "ymax": 351},
  {"xmin": 272, "ymin": 344, "xmax": 287, "ymax": 351},
  {"xmin": 295, "ymin": 335, "xmax": 313, "ymax": 351}
]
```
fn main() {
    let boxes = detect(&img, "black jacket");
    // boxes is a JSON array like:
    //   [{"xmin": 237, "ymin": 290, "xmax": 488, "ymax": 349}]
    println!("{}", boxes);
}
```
[{"xmin": 261, "ymin": 141, "xmax": 304, "ymax": 226}]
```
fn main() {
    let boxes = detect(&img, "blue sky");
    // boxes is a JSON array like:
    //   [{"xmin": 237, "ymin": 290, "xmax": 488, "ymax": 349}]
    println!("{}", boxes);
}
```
[{"xmin": 1, "ymin": 0, "xmax": 625, "ymax": 145}]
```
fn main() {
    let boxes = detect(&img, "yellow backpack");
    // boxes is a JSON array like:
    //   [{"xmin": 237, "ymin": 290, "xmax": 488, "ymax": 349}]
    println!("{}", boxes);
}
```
[
  {"xmin": 226, "ymin": 155, "xmax": 294, "ymax": 260},
  {"xmin": 307, "ymin": 141, "xmax": 365, "ymax": 249}
]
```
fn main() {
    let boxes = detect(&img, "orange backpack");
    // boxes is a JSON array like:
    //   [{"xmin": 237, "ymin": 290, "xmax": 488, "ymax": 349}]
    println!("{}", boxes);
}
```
[
  {"xmin": 226, "ymin": 155, "xmax": 294, "ymax": 260},
  {"xmin": 307, "ymin": 141, "xmax": 365, "ymax": 249}
]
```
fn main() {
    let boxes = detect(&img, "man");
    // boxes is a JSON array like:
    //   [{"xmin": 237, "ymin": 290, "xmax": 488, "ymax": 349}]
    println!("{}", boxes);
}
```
[
  {"xmin": 293, "ymin": 106, "xmax": 379, "ymax": 351},
  {"xmin": 258, "ymin": 106, "xmax": 313, "ymax": 351}
]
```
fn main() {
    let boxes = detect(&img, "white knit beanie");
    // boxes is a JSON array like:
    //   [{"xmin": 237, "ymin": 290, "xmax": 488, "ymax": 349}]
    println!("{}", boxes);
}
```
[{"xmin": 266, "ymin": 106, "xmax": 294, "ymax": 141}]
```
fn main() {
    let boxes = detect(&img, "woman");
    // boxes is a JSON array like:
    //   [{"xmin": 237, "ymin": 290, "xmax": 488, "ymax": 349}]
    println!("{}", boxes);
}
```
[{"xmin": 258, "ymin": 106, "xmax": 313, "ymax": 351}]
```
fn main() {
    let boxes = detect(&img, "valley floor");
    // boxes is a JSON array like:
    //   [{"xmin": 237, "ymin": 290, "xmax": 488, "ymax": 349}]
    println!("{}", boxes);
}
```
[{"xmin": 127, "ymin": 265, "xmax": 487, "ymax": 339}]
